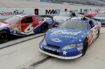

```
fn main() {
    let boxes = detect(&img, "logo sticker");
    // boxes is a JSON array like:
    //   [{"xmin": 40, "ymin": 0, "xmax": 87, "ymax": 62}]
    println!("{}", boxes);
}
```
[{"xmin": 51, "ymin": 38, "xmax": 62, "ymax": 42}]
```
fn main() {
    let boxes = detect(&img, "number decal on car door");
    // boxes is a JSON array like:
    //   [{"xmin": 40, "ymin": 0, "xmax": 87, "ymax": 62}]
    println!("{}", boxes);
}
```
[{"xmin": 24, "ymin": 24, "xmax": 34, "ymax": 33}]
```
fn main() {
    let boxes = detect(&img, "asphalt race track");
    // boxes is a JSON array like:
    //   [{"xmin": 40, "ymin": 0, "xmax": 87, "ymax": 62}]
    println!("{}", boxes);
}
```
[{"xmin": 0, "ymin": 27, "xmax": 104, "ymax": 69}]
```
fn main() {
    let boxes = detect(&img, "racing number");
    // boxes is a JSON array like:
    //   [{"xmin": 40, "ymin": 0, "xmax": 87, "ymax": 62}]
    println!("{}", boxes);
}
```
[{"xmin": 24, "ymin": 24, "xmax": 34, "ymax": 33}]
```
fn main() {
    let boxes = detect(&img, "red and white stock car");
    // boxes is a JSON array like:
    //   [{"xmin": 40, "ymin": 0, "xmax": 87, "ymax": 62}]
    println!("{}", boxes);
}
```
[{"xmin": 0, "ymin": 14, "xmax": 54, "ymax": 43}]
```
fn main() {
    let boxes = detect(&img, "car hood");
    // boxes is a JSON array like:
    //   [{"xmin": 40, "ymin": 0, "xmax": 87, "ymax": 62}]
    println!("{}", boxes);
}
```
[
  {"xmin": 45, "ymin": 27, "xmax": 88, "ymax": 47},
  {"xmin": 0, "ymin": 22, "xmax": 8, "ymax": 30},
  {"xmin": 53, "ymin": 16, "xmax": 70, "ymax": 23}
]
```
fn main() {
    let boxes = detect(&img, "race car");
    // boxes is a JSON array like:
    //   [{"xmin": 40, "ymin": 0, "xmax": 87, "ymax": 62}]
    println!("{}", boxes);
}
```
[
  {"xmin": 84, "ymin": 11, "xmax": 97, "ymax": 18},
  {"xmin": 39, "ymin": 17, "xmax": 101, "ymax": 59},
  {"xmin": 53, "ymin": 11, "xmax": 80, "ymax": 25},
  {"xmin": 0, "ymin": 15, "xmax": 54, "ymax": 43},
  {"xmin": 93, "ymin": 13, "xmax": 105, "ymax": 26}
]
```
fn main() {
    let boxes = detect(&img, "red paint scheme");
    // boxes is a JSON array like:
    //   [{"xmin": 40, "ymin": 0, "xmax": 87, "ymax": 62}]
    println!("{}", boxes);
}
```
[
  {"xmin": 17, "ymin": 15, "xmax": 39, "ymax": 33},
  {"xmin": 0, "ymin": 14, "xmax": 53, "ymax": 36},
  {"xmin": 4, "ymin": 15, "xmax": 47, "ymax": 35}
]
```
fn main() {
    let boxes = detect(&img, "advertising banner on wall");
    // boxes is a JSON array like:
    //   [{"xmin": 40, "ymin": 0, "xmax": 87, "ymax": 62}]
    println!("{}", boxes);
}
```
[
  {"xmin": 0, "ymin": 8, "xmax": 34, "ymax": 19},
  {"xmin": 34, "ymin": 8, "xmax": 65, "ymax": 15},
  {"xmin": 0, "ymin": 8, "xmax": 64, "ymax": 19},
  {"xmin": 0, "ymin": 8, "xmax": 101, "ymax": 20}
]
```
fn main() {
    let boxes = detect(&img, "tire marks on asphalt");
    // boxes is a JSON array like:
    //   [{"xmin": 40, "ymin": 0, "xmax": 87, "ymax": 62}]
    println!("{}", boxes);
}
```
[
  {"xmin": 19, "ymin": 56, "xmax": 51, "ymax": 69},
  {"xmin": 31, "ymin": 56, "xmax": 51, "ymax": 66}
]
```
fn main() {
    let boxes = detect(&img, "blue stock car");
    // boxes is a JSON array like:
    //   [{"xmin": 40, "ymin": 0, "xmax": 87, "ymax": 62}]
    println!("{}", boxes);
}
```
[{"xmin": 39, "ymin": 17, "xmax": 101, "ymax": 59}]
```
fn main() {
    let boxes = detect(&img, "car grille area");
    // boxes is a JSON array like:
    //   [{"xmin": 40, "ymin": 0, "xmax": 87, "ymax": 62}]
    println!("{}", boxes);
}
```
[
  {"xmin": 43, "ymin": 44, "xmax": 61, "ymax": 55},
  {"xmin": 47, "ymin": 44, "xmax": 60, "ymax": 49},
  {"xmin": 43, "ymin": 48, "xmax": 59, "ymax": 55}
]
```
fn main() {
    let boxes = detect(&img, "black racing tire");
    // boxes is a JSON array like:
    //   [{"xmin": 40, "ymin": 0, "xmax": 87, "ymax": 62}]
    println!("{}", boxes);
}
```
[
  {"xmin": 41, "ymin": 23, "xmax": 49, "ymax": 33},
  {"xmin": 82, "ymin": 38, "xmax": 88, "ymax": 56},
  {"xmin": 0, "ymin": 31, "xmax": 8, "ymax": 44},
  {"xmin": 97, "ymin": 30, "xmax": 100, "ymax": 38}
]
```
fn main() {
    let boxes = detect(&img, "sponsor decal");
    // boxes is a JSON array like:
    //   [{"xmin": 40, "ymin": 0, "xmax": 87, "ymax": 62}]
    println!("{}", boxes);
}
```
[
  {"xmin": 34, "ymin": 9, "xmax": 39, "ymax": 15},
  {"xmin": 51, "ymin": 38, "xmax": 62, "ymax": 42},
  {"xmin": 0, "ymin": 8, "xmax": 34, "ymax": 19},
  {"xmin": 45, "ymin": 9, "xmax": 60, "ymax": 15},
  {"xmin": 63, "ymin": 51, "xmax": 67, "ymax": 55},
  {"xmin": 79, "ymin": 8, "xmax": 100, "ymax": 14},
  {"xmin": 17, "ymin": 25, "xmax": 22, "ymax": 32},
  {"xmin": 0, "ymin": 10, "xmax": 24, "ymax": 16},
  {"xmin": 50, "ymin": 30, "xmax": 81, "ymax": 35},
  {"xmin": 24, "ymin": 24, "xmax": 34, "ymax": 33}
]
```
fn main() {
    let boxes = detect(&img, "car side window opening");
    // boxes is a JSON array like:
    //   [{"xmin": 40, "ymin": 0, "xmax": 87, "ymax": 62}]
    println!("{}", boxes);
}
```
[
  {"xmin": 21, "ymin": 17, "xmax": 33, "ymax": 23},
  {"xmin": 35, "ymin": 16, "xmax": 44, "ymax": 21},
  {"xmin": 89, "ymin": 20, "xmax": 95, "ymax": 28},
  {"xmin": 35, "ymin": 16, "xmax": 40, "ymax": 21}
]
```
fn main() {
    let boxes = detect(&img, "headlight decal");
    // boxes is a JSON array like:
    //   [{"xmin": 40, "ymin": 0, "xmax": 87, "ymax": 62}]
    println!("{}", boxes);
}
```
[
  {"xmin": 62, "ymin": 44, "xmax": 76, "ymax": 51},
  {"xmin": 62, "ymin": 43, "xmax": 83, "ymax": 51},
  {"xmin": 77, "ymin": 43, "xmax": 83, "ymax": 51}
]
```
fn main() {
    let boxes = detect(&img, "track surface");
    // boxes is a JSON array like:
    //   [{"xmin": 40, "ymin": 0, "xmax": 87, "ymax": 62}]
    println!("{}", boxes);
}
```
[{"xmin": 0, "ymin": 28, "xmax": 105, "ymax": 69}]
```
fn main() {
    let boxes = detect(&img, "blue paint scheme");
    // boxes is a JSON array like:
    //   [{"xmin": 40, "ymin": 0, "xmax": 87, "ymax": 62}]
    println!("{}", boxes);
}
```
[
  {"xmin": 44, "ymin": 17, "xmax": 54, "ymax": 24},
  {"xmin": 60, "ymin": 48, "xmax": 81, "ymax": 57},
  {"xmin": 45, "ymin": 27, "xmax": 88, "ymax": 47},
  {"xmin": 39, "ymin": 17, "xmax": 101, "ymax": 58},
  {"xmin": 33, "ymin": 24, "xmax": 43, "ymax": 34},
  {"xmin": 40, "ymin": 26, "xmax": 89, "ymax": 57},
  {"xmin": 33, "ymin": 17, "xmax": 54, "ymax": 34}
]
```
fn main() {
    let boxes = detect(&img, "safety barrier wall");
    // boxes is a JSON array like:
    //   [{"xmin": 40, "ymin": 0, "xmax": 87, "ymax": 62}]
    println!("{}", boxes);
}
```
[{"xmin": 0, "ymin": 8, "xmax": 66, "ymax": 19}]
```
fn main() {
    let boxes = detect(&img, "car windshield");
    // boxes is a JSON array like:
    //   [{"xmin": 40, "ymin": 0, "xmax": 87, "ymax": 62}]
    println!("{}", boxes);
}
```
[
  {"xmin": 4, "ymin": 16, "xmax": 22, "ymax": 24},
  {"xmin": 61, "ymin": 19, "xmax": 88, "ymax": 30},
  {"xmin": 95, "ymin": 13, "xmax": 105, "ymax": 17}
]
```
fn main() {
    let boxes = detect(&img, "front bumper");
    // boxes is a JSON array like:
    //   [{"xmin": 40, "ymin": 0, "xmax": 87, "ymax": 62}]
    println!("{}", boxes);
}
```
[{"xmin": 39, "ymin": 48, "xmax": 82, "ymax": 60}]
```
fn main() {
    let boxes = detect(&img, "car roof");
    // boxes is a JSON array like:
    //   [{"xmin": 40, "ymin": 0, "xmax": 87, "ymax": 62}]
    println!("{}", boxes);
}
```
[
  {"xmin": 15, "ymin": 14, "xmax": 53, "ymax": 19},
  {"xmin": 71, "ymin": 17, "xmax": 91, "ymax": 21},
  {"xmin": 15, "ymin": 14, "xmax": 34, "ymax": 17},
  {"xmin": 71, "ymin": 16, "xmax": 86, "ymax": 19}
]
